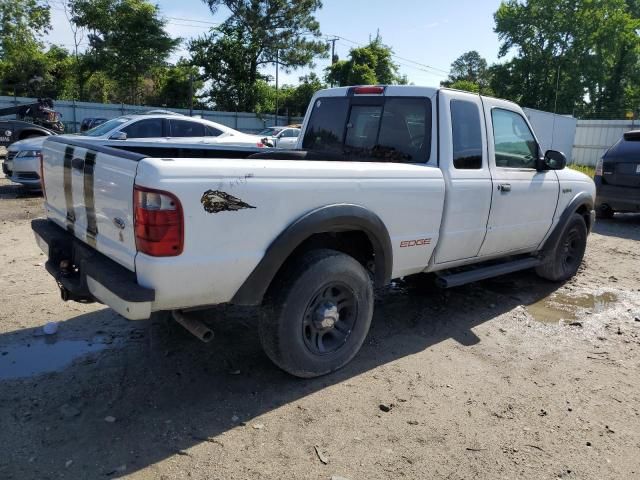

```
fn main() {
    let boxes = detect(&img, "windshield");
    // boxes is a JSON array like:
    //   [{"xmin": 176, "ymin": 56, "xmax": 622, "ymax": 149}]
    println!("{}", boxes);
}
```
[
  {"xmin": 258, "ymin": 127, "xmax": 282, "ymax": 136},
  {"xmin": 82, "ymin": 117, "xmax": 130, "ymax": 137}
]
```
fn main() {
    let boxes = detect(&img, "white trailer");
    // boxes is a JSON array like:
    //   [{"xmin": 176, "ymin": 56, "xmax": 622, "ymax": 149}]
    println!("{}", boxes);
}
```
[{"xmin": 524, "ymin": 108, "xmax": 577, "ymax": 164}]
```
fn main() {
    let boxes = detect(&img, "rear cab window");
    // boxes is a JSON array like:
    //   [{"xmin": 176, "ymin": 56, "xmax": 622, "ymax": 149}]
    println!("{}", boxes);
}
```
[{"xmin": 302, "ymin": 95, "xmax": 431, "ymax": 163}]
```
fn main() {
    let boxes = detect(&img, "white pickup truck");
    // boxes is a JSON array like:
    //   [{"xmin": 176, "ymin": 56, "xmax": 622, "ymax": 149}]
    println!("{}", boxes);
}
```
[{"xmin": 32, "ymin": 86, "xmax": 596, "ymax": 377}]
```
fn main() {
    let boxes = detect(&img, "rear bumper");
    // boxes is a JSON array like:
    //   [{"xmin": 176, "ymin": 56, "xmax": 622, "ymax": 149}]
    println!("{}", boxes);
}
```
[
  {"xmin": 596, "ymin": 183, "xmax": 640, "ymax": 212},
  {"xmin": 31, "ymin": 219, "xmax": 155, "ymax": 320}
]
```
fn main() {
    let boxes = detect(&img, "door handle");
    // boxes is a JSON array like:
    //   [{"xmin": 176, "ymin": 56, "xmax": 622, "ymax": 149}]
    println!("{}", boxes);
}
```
[
  {"xmin": 498, "ymin": 183, "xmax": 511, "ymax": 192},
  {"xmin": 71, "ymin": 157, "xmax": 85, "ymax": 170}
]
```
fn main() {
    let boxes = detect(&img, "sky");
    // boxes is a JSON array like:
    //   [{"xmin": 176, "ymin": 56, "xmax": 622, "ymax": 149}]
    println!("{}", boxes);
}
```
[{"xmin": 46, "ymin": 0, "xmax": 506, "ymax": 87}]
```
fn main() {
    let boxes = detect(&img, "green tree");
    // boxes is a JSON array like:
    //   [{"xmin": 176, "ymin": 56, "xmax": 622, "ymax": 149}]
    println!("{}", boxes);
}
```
[
  {"xmin": 0, "ymin": 0, "xmax": 51, "ymax": 95},
  {"xmin": 281, "ymin": 73, "xmax": 326, "ymax": 116},
  {"xmin": 71, "ymin": 0, "xmax": 180, "ymax": 104},
  {"xmin": 491, "ymin": 0, "xmax": 640, "ymax": 117},
  {"xmin": 441, "ymin": 51, "xmax": 493, "ymax": 94},
  {"xmin": 190, "ymin": 0, "xmax": 327, "ymax": 112},
  {"xmin": 250, "ymin": 73, "xmax": 325, "ymax": 118},
  {"xmin": 145, "ymin": 61, "xmax": 204, "ymax": 109},
  {"xmin": 326, "ymin": 34, "xmax": 406, "ymax": 87}
]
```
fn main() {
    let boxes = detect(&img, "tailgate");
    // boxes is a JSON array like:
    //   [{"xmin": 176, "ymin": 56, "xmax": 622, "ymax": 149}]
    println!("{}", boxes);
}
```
[
  {"xmin": 41, "ymin": 137, "xmax": 145, "ymax": 271},
  {"xmin": 603, "ymin": 158, "xmax": 640, "ymax": 188}
]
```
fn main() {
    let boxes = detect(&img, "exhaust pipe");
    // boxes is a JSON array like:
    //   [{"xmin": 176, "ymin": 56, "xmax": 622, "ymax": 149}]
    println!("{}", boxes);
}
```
[{"xmin": 172, "ymin": 310, "xmax": 214, "ymax": 343}]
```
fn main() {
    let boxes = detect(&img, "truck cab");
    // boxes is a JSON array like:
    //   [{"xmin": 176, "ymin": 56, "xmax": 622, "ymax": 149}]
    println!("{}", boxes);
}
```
[{"xmin": 32, "ymin": 85, "xmax": 595, "ymax": 378}]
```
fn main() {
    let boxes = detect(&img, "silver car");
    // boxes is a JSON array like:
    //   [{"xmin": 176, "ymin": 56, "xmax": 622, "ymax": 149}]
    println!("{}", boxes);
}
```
[
  {"xmin": 3, "ymin": 136, "xmax": 46, "ymax": 190},
  {"xmin": 4, "ymin": 114, "xmax": 270, "ymax": 189}
]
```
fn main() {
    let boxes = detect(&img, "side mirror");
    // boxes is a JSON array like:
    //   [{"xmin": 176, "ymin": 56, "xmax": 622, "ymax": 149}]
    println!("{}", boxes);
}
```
[
  {"xmin": 109, "ymin": 131, "xmax": 127, "ymax": 141},
  {"xmin": 539, "ymin": 150, "xmax": 566, "ymax": 170}
]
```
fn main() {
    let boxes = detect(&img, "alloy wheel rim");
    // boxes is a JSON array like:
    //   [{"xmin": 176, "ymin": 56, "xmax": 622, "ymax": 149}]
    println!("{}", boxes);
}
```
[{"xmin": 302, "ymin": 282, "xmax": 358, "ymax": 356}]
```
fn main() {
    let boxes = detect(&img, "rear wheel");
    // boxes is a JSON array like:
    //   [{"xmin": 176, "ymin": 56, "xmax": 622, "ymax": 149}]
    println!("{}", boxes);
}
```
[
  {"xmin": 596, "ymin": 204, "xmax": 614, "ymax": 219},
  {"xmin": 259, "ymin": 249, "xmax": 374, "ymax": 378},
  {"xmin": 536, "ymin": 213, "xmax": 587, "ymax": 282}
]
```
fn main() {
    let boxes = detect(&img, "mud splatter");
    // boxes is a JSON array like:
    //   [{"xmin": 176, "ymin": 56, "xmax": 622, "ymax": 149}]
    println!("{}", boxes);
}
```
[{"xmin": 200, "ymin": 190, "xmax": 256, "ymax": 214}]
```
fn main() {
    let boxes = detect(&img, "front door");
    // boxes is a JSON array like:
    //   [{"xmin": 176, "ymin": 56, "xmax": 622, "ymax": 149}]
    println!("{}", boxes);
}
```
[{"xmin": 478, "ymin": 99, "xmax": 559, "ymax": 257}]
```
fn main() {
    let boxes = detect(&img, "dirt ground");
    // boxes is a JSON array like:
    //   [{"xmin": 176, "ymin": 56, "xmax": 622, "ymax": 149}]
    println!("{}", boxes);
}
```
[{"xmin": 0, "ymin": 176, "xmax": 639, "ymax": 480}]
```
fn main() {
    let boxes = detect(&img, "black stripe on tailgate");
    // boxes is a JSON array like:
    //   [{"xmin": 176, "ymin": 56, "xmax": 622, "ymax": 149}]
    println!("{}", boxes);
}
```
[
  {"xmin": 63, "ymin": 146, "xmax": 75, "ymax": 233},
  {"xmin": 83, "ymin": 151, "xmax": 98, "ymax": 247}
]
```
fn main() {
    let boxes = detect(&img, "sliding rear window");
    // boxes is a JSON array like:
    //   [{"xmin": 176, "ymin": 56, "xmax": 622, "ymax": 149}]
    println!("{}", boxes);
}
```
[{"xmin": 302, "ymin": 96, "xmax": 431, "ymax": 163}]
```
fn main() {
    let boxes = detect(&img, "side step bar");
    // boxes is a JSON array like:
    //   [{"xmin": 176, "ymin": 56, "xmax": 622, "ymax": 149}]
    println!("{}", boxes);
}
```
[{"xmin": 435, "ymin": 257, "xmax": 542, "ymax": 288}]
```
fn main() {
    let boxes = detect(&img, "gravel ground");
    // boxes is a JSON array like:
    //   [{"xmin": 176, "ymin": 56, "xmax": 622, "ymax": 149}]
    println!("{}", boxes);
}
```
[{"xmin": 0, "ymin": 176, "xmax": 639, "ymax": 480}]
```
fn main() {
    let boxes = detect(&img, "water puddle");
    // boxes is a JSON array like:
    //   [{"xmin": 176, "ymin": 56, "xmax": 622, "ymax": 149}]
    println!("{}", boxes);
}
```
[
  {"xmin": 526, "ymin": 292, "xmax": 618, "ymax": 324},
  {"xmin": 0, "ymin": 338, "xmax": 111, "ymax": 380}
]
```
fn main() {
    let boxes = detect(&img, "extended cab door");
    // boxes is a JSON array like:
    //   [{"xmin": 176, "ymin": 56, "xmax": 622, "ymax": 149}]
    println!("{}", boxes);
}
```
[
  {"xmin": 433, "ymin": 90, "xmax": 492, "ymax": 264},
  {"xmin": 478, "ymin": 98, "xmax": 559, "ymax": 257}
]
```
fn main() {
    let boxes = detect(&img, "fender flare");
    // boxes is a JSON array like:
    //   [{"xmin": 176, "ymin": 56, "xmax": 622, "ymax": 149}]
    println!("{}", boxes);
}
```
[
  {"xmin": 231, "ymin": 204, "xmax": 393, "ymax": 306},
  {"xmin": 541, "ymin": 191, "xmax": 594, "ymax": 255}
]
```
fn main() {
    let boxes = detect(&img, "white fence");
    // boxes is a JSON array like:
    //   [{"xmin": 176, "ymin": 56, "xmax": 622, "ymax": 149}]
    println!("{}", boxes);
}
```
[
  {"xmin": 572, "ymin": 120, "xmax": 640, "ymax": 167},
  {"xmin": 524, "ymin": 108, "xmax": 577, "ymax": 163},
  {"xmin": 0, "ymin": 96, "xmax": 303, "ymax": 134},
  {"xmin": 3, "ymin": 95, "xmax": 635, "ymax": 167}
]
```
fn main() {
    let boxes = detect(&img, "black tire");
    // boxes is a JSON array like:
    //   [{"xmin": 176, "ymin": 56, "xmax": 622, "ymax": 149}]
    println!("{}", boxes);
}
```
[
  {"xmin": 596, "ymin": 204, "xmax": 614, "ymax": 219},
  {"xmin": 259, "ymin": 249, "xmax": 374, "ymax": 378},
  {"xmin": 536, "ymin": 213, "xmax": 588, "ymax": 282}
]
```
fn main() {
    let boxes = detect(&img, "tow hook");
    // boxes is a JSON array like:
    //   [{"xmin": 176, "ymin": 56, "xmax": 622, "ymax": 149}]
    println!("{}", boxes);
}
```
[{"xmin": 172, "ymin": 310, "xmax": 214, "ymax": 343}]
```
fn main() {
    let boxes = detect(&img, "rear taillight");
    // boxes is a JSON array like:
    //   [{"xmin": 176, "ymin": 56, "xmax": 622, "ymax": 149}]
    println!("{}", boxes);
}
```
[
  {"xmin": 38, "ymin": 152, "xmax": 46, "ymax": 200},
  {"xmin": 353, "ymin": 86, "xmax": 385, "ymax": 95},
  {"xmin": 134, "ymin": 186, "xmax": 183, "ymax": 256},
  {"xmin": 595, "ymin": 158, "xmax": 603, "ymax": 177}
]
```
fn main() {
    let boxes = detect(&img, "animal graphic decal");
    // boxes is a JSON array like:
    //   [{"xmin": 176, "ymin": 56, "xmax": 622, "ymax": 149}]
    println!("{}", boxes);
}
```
[{"xmin": 200, "ymin": 190, "xmax": 256, "ymax": 214}]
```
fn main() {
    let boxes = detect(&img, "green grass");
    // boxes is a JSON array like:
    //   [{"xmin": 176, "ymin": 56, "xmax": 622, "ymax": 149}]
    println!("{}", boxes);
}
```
[{"xmin": 568, "ymin": 164, "xmax": 596, "ymax": 178}]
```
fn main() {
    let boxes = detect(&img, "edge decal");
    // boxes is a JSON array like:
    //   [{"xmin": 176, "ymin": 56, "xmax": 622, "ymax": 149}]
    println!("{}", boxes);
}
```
[{"xmin": 400, "ymin": 238, "xmax": 432, "ymax": 248}]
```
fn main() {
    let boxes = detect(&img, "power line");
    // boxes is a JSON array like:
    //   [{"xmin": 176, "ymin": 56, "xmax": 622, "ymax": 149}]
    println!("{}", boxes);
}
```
[
  {"xmin": 46, "ymin": 4, "xmax": 450, "ymax": 80},
  {"xmin": 326, "ymin": 33, "xmax": 449, "ymax": 76}
]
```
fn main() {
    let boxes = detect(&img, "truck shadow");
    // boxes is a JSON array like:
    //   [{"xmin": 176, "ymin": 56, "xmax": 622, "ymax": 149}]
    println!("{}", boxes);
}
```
[
  {"xmin": 0, "ymin": 270, "xmax": 562, "ymax": 478},
  {"xmin": 0, "ymin": 183, "xmax": 42, "ymax": 200},
  {"xmin": 593, "ymin": 213, "xmax": 640, "ymax": 241}
]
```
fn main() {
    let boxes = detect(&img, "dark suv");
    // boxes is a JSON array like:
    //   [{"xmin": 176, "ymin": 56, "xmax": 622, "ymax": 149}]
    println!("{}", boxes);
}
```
[{"xmin": 595, "ymin": 130, "xmax": 640, "ymax": 218}]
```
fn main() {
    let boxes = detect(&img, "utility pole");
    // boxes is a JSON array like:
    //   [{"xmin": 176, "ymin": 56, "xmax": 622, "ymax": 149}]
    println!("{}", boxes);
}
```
[
  {"xmin": 327, "ymin": 37, "xmax": 339, "ymax": 87},
  {"xmin": 551, "ymin": 64, "xmax": 561, "ymax": 149},
  {"xmin": 275, "ymin": 49, "xmax": 279, "ymax": 127},
  {"xmin": 189, "ymin": 73, "xmax": 194, "ymax": 117}
]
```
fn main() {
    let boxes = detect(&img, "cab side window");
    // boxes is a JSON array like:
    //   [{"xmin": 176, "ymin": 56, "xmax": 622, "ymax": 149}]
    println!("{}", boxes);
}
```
[
  {"xmin": 451, "ymin": 100, "xmax": 483, "ymax": 169},
  {"xmin": 491, "ymin": 109, "xmax": 538, "ymax": 169}
]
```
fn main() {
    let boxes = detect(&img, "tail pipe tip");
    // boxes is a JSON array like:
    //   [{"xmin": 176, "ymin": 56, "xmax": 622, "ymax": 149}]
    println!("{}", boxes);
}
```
[{"xmin": 172, "ymin": 310, "xmax": 214, "ymax": 343}]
